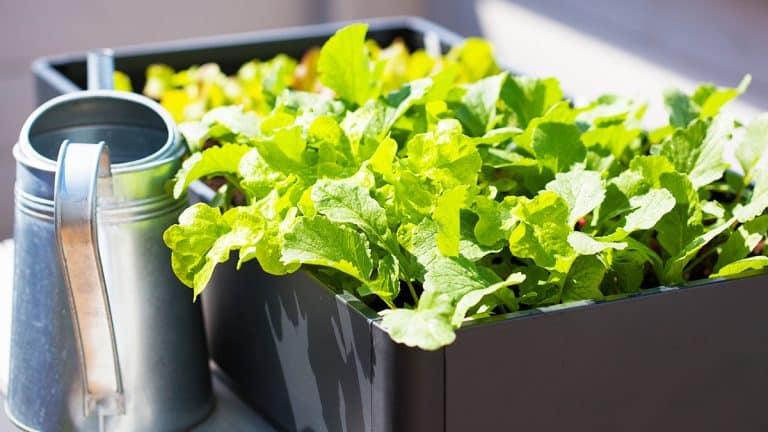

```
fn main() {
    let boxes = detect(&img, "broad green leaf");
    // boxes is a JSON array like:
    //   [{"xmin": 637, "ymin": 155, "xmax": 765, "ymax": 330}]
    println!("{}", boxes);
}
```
[
  {"xmin": 623, "ymin": 188, "xmax": 676, "ymax": 233},
  {"xmin": 448, "ymin": 38, "xmax": 499, "ymax": 82},
  {"xmin": 172, "ymin": 144, "xmax": 251, "ymax": 199},
  {"xmin": 341, "ymin": 78, "xmax": 432, "ymax": 161},
  {"xmin": 451, "ymin": 272, "xmax": 525, "ymax": 326},
  {"xmin": 531, "ymin": 122, "xmax": 586, "ymax": 174},
  {"xmin": 477, "ymin": 147, "xmax": 535, "ymax": 168},
  {"xmin": 458, "ymin": 216, "xmax": 505, "ymax": 261},
  {"xmin": 545, "ymin": 170, "xmax": 606, "ymax": 225},
  {"xmin": 434, "ymin": 186, "xmax": 469, "ymax": 257},
  {"xmin": 203, "ymin": 105, "xmax": 262, "ymax": 138},
  {"xmin": 734, "ymin": 170, "xmax": 768, "ymax": 222},
  {"xmin": 688, "ymin": 115, "xmax": 733, "ymax": 188},
  {"xmin": 473, "ymin": 196, "xmax": 518, "ymax": 246},
  {"xmin": 380, "ymin": 302, "xmax": 455, "ymax": 350},
  {"xmin": 455, "ymin": 73, "xmax": 507, "ymax": 136},
  {"xmin": 367, "ymin": 254, "xmax": 400, "ymax": 304},
  {"xmin": 513, "ymin": 265, "xmax": 556, "ymax": 306},
  {"xmin": 281, "ymin": 215, "xmax": 373, "ymax": 283},
  {"xmin": 696, "ymin": 75, "xmax": 751, "ymax": 118},
  {"xmin": 735, "ymin": 113, "xmax": 768, "ymax": 181},
  {"xmin": 655, "ymin": 172, "xmax": 703, "ymax": 256},
  {"xmin": 714, "ymin": 219, "xmax": 766, "ymax": 272},
  {"xmin": 501, "ymin": 76, "xmax": 563, "ymax": 128},
  {"xmin": 664, "ymin": 90, "xmax": 699, "ymax": 128},
  {"xmin": 369, "ymin": 136, "xmax": 398, "ymax": 182},
  {"xmin": 576, "ymin": 94, "xmax": 646, "ymax": 129},
  {"xmin": 711, "ymin": 256, "xmax": 768, "ymax": 278},
  {"xmin": 513, "ymin": 101, "xmax": 575, "ymax": 154},
  {"xmin": 567, "ymin": 231, "xmax": 626, "ymax": 255},
  {"xmin": 311, "ymin": 178, "xmax": 397, "ymax": 252},
  {"xmin": 654, "ymin": 117, "xmax": 732, "ymax": 189},
  {"xmin": 410, "ymin": 220, "xmax": 500, "ymax": 296},
  {"xmin": 581, "ymin": 123, "xmax": 641, "ymax": 161},
  {"xmin": 318, "ymin": 23, "xmax": 373, "ymax": 105},
  {"xmin": 628, "ymin": 155, "xmax": 676, "ymax": 188},
  {"xmin": 664, "ymin": 75, "xmax": 749, "ymax": 127},
  {"xmin": 238, "ymin": 148, "xmax": 287, "ymax": 201},
  {"xmin": 562, "ymin": 255, "xmax": 606, "ymax": 302},
  {"xmin": 662, "ymin": 216, "xmax": 736, "ymax": 284},
  {"xmin": 610, "ymin": 249, "xmax": 648, "ymax": 293}
]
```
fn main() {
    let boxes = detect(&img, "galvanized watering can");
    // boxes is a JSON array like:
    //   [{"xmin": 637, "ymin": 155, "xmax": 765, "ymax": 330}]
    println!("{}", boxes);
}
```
[{"xmin": 6, "ymin": 51, "xmax": 213, "ymax": 431}]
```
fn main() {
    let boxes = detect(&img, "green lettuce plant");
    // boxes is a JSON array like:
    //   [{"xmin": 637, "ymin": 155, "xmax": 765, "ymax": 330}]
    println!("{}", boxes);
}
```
[{"xmin": 157, "ymin": 23, "xmax": 768, "ymax": 350}]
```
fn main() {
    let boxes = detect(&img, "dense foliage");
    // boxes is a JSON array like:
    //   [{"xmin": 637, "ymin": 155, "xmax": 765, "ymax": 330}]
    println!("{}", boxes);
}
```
[{"xmin": 148, "ymin": 24, "xmax": 768, "ymax": 350}]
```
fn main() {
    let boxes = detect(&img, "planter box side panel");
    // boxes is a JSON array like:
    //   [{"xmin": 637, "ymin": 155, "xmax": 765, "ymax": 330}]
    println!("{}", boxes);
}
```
[
  {"xmin": 445, "ymin": 274, "xmax": 768, "ymax": 432},
  {"xmin": 202, "ymin": 260, "xmax": 374, "ymax": 432},
  {"xmin": 371, "ymin": 324, "xmax": 445, "ymax": 432}
]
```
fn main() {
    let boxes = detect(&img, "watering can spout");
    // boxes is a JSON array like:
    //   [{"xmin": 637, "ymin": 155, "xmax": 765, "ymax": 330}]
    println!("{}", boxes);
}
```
[{"xmin": 87, "ymin": 49, "xmax": 115, "ymax": 91}]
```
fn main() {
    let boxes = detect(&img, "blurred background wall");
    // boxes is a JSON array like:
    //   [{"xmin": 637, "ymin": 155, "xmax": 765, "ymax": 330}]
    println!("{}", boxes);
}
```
[{"xmin": 0, "ymin": 0, "xmax": 765, "ymax": 237}]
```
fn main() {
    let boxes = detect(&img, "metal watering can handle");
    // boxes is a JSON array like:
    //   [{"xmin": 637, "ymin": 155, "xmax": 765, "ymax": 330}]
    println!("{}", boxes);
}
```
[
  {"xmin": 53, "ymin": 49, "xmax": 125, "ymax": 421},
  {"xmin": 54, "ymin": 141, "xmax": 125, "ymax": 418}
]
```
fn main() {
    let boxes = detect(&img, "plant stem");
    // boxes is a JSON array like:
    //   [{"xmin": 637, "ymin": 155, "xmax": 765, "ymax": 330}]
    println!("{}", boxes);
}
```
[
  {"xmin": 383, "ymin": 298, "xmax": 397, "ymax": 310},
  {"xmin": 405, "ymin": 279, "xmax": 419, "ymax": 305},
  {"xmin": 734, "ymin": 171, "xmax": 753, "ymax": 204}
]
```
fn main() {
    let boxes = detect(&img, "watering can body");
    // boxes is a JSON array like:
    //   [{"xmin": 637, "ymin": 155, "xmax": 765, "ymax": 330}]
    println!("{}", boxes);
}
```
[{"xmin": 6, "ymin": 57, "xmax": 213, "ymax": 431}]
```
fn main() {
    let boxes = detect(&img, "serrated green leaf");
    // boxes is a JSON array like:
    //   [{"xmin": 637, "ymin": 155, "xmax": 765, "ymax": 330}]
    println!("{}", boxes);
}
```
[
  {"xmin": 238, "ymin": 148, "xmax": 287, "ymax": 201},
  {"xmin": 508, "ymin": 191, "xmax": 574, "ymax": 272},
  {"xmin": 312, "ymin": 179, "xmax": 391, "ymax": 241},
  {"xmin": 282, "ymin": 215, "xmax": 373, "ymax": 282},
  {"xmin": 173, "ymin": 144, "xmax": 251, "ymax": 199},
  {"xmin": 163, "ymin": 203, "xmax": 264, "ymax": 299}
]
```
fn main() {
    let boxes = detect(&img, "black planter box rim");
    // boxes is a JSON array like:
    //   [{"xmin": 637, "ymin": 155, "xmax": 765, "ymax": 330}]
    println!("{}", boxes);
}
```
[{"xmin": 32, "ymin": 16, "xmax": 464, "ymax": 96}]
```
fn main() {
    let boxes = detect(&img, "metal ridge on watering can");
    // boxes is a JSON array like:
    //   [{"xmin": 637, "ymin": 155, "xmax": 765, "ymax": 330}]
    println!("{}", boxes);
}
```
[{"xmin": 7, "ymin": 50, "xmax": 213, "ymax": 431}]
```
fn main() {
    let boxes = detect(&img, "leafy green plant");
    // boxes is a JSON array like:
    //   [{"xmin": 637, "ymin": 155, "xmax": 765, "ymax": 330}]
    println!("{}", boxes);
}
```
[{"xmin": 158, "ymin": 23, "xmax": 768, "ymax": 350}]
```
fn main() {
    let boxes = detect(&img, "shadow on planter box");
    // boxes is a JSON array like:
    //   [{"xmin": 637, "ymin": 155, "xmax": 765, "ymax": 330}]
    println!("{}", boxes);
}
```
[{"xmin": 33, "ymin": 16, "xmax": 768, "ymax": 432}]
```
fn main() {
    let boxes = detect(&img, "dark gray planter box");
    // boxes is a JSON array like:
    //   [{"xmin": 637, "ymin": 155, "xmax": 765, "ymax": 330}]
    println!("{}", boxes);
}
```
[{"xmin": 33, "ymin": 17, "xmax": 768, "ymax": 432}]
